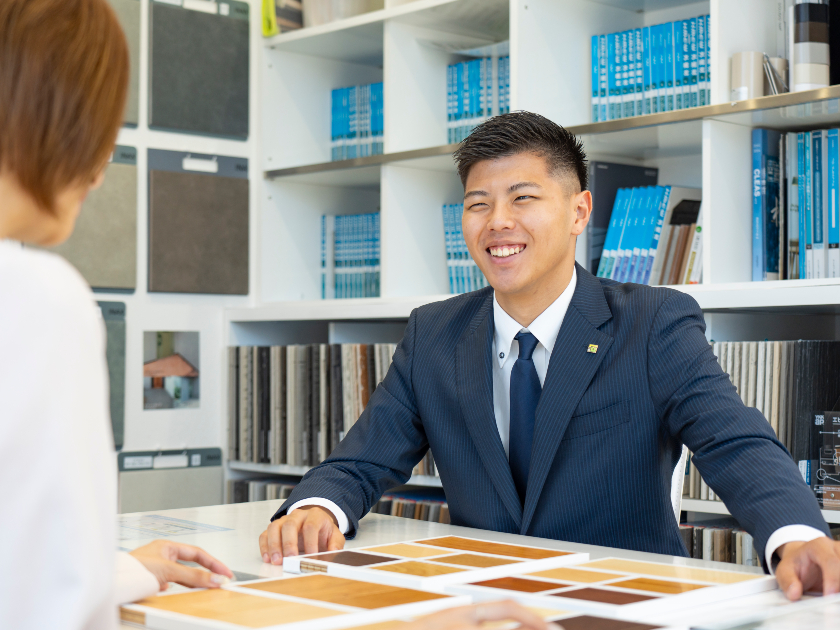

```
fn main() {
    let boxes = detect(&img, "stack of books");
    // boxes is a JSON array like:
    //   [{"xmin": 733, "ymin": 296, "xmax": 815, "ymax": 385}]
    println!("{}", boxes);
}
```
[
  {"xmin": 443, "ymin": 203, "xmax": 488, "ymax": 294},
  {"xmin": 756, "ymin": 128, "xmax": 840, "ymax": 281},
  {"xmin": 321, "ymin": 213, "xmax": 380, "ymax": 299},
  {"xmin": 678, "ymin": 523, "xmax": 759, "ymax": 567},
  {"xmin": 227, "ymin": 342, "xmax": 399, "ymax": 467},
  {"xmin": 331, "ymin": 82, "xmax": 383, "ymax": 161},
  {"xmin": 596, "ymin": 186, "xmax": 702, "ymax": 285},
  {"xmin": 372, "ymin": 490, "xmax": 451, "ymax": 524},
  {"xmin": 447, "ymin": 56, "xmax": 510, "ymax": 144},
  {"xmin": 591, "ymin": 15, "xmax": 710, "ymax": 122},
  {"xmin": 229, "ymin": 479, "xmax": 297, "ymax": 503},
  {"xmin": 686, "ymin": 339, "xmax": 840, "ymax": 509}
]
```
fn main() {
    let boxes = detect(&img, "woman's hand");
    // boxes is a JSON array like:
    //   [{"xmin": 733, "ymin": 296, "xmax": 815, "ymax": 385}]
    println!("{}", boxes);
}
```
[
  {"xmin": 408, "ymin": 600, "xmax": 564, "ymax": 630},
  {"xmin": 129, "ymin": 540, "xmax": 233, "ymax": 591}
]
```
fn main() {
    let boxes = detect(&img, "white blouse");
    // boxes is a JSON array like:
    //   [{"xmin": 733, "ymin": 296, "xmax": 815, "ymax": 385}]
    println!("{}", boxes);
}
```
[{"xmin": 0, "ymin": 240, "xmax": 157, "ymax": 629}]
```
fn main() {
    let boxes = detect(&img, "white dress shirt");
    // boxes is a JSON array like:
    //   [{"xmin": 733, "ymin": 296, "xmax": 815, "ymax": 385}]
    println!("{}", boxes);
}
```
[
  {"xmin": 0, "ymin": 241, "xmax": 158, "ymax": 629},
  {"xmin": 291, "ymin": 266, "xmax": 825, "ymax": 570}
]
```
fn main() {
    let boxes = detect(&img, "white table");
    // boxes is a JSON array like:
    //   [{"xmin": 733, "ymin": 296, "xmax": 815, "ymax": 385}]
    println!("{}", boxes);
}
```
[{"xmin": 118, "ymin": 501, "xmax": 840, "ymax": 629}]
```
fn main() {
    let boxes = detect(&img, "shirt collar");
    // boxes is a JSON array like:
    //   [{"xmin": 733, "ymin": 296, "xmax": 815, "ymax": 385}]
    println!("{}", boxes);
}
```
[{"xmin": 492, "ymin": 267, "xmax": 578, "ymax": 368}]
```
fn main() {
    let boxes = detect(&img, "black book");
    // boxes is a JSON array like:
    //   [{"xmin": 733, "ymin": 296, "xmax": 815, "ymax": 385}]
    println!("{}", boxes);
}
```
[
  {"xmin": 232, "ymin": 480, "xmax": 248, "ymax": 504},
  {"xmin": 366, "ymin": 344, "xmax": 376, "ymax": 399},
  {"xmin": 228, "ymin": 347, "xmax": 238, "ymax": 460},
  {"xmin": 309, "ymin": 343, "xmax": 320, "ymax": 467},
  {"xmin": 329, "ymin": 344, "xmax": 343, "ymax": 454},
  {"xmin": 692, "ymin": 526, "xmax": 704, "ymax": 559},
  {"xmin": 260, "ymin": 347, "xmax": 270, "ymax": 463},
  {"xmin": 679, "ymin": 525, "xmax": 693, "ymax": 555},
  {"xmin": 791, "ymin": 342, "xmax": 840, "ymax": 470},
  {"xmin": 811, "ymin": 410, "xmax": 840, "ymax": 510}
]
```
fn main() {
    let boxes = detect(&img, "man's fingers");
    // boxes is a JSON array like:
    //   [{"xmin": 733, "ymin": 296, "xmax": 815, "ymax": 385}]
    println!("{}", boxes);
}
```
[
  {"xmin": 776, "ymin": 559, "xmax": 803, "ymax": 601},
  {"xmin": 259, "ymin": 530, "xmax": 269, "ymax": 562},
  {"xmin": 327, "ymin": 527, "xmax": 345, "ymax": 552},
  {"xmin": 268, "ymin": 518, "xmax": 287, "ymax": 563},
  {"xmin": 300, "ymin": 519, "xmax": 322, "ymax": 555},
  {"xmin": 280, "ymin": 515, "xmax": 303, "ymax": 560},
  {"xmin": 809, "ymin": 541, "xmax": 840, "ymax": 596},
  {"xmin": 170, "ymin": 543, "xmax": 233, "ymax": 577}
]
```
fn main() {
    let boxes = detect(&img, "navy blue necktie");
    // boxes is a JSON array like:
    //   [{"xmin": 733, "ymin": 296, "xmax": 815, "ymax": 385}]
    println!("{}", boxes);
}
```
[{"xmin": 509, "ymin": 331, "xmax": 542, "ymax": 505}]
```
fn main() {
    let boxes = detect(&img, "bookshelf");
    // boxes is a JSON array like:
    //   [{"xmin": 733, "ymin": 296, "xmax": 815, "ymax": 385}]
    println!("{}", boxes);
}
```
[
  {"xmin": 683, "ymin": 499, "xmax": 840, "ymax": 526},
  {"xmin": 224, "ymin": 0, "xmax": 840, "ymax": 523}
]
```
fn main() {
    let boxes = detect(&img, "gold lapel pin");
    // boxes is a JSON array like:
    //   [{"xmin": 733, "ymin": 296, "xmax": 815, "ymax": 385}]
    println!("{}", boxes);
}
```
[{"xmin": 587, "ymin": 344, "xmax": 599, "ymax": 354}]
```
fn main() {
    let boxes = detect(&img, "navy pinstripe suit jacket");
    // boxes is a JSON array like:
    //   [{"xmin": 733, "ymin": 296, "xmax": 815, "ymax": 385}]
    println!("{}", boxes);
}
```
[{"xmin": 275, "ymin": 264, "xmax": 829, "ymax": 564}]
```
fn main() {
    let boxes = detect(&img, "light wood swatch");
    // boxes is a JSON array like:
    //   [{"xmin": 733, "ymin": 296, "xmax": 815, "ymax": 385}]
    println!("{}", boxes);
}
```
[
  {"xmin": 132, "ymin": 589, "xmax": 341, "ymax": 628},
  {"xmin": 436, "ymin": 553, "xmax": 520, "ymax": 568},
  {"xmin": 342, "ymin": 622, "xmax": 412, "ymax": 630},
  {"xmin": 470, "ymin": 577, "xmax": 568, "ymax": 593},
  {"xmin": 580, "ymin": 559, "xmax": 761, "ymax": 584},
  {"xmin": 373, "ymin": 561, "xmax": 467, "ymax": 577},
  {"xmin": 365, "ymin": 544, "xmax": 453, "ymax": 559},
  {"xmin": 611, "ymin": 577, "xmax": 709, "ymax": 595},
  {"xmin": 242, "ymin": 575, "xmax": 449, "ymax": 609},
  {"xmin": 528, "ymin": 567, "xmax": 623, "ymax": 583},
  {"xmin": 416, "ymin": 537, "xmax": 567, "ymax": 560}
]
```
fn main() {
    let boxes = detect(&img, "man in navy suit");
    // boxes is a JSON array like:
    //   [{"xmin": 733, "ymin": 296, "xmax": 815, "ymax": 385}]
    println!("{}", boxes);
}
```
[{"xmin": 259, "ymin": 112, "xmax": 840, "ymax": 599}]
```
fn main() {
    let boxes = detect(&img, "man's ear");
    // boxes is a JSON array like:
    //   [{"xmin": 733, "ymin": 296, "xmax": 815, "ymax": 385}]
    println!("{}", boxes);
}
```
[{"xmin": 570, "ymin": 190, "xmax": 592, "ymax": 236}]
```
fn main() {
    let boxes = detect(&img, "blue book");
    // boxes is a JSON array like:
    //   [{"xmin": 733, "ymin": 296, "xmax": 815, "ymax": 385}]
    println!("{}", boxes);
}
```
[
  {"xmin": 642, "ymin": 26, "xmax": 652, "ymax": 115},
  {"xmin": 592, "ymin": 35, "xmax": 599, "ymax": 121},
  {"xmin": 650, "ymin": 25, "xmax": 661, "ymax": 114},
  {"xmin": 609, "ymin": 33, "xmax": 620, "ymax": 120},
  {"xmin": 829, "ymin": 129, "xmax": 840, "ymax": 278},
  {"xmin": 814, "ymin": 130, "xmax": 826, "ymax": 278},
  {"xmin": 664, "ymin": 23, "xmax": 674, "ymax": 111},
  {"xmin": 612, "ymin": 188, "xmax": 640, "ymax": 281},
  {"xmin": 626, "ymin": 187, "xmax": 652, "ymax": 282},
  {"xmin": 689, "ymin": 18, "xmax": 698, "ymax": 108},
  {"xmin": 597, "ymin": 188, "xmax": 627, "ymax": 277},
  {"xmin": 673, "ymin": 23, "xmax": 684, "ymax": 110},
  {"xmin": 599, "ymin": 35, "xmax": 608, "ymax": 121},
  {"xmin": 642, "ymin": 186, "xmax": 673, "ymax": 285},
  {"xmin": 372, "ymin": 82, "xmax": 383, "ymax": 155},
  {"xmin": 631, "ymin": 187, "xmax": 660, "ymax": 283},
  {"xmin": 680, "ymin": 20, "xmax": 690, "ymax": 109},
  {"xmin": 752, "ymin": 129, "xmax": 782, "ymax": 281},
  {"xmin": 334, "ymin": 215, "xmax": 342, "ymax": 298},
  {"xmin": 798, "ymin": 133, "xmax": 807, "ymax": 280},
  {"xmin": 634, "ymin": 28, "xmax": 643, "ymax": 117},
  {"xmin": 805, "ymin": 131, "xmax": 813, "ymax": 279},
  {"xmin": 702, "ymin": 15, "xmax": 709, "ymax": 106},
  {"xmin": 621, "ymin": 31, "xmax": 631, "ymax": 118}
]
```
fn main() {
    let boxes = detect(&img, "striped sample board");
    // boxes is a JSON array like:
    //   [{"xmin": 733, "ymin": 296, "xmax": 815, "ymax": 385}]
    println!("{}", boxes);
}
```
[
  {"xmin": 120, "ymin": 573, "xmax": 468, "ymax": 630},
  {"xmin": 282, "ymin": 536, "xmax": 589, "ymax": 590},
  {"xmin": 793, "ymin": 2, "xmax": 830, "ymax": 91},
  {"xmin": 447, "ymin": 555, "xmax": 775, "ymax": 622}
]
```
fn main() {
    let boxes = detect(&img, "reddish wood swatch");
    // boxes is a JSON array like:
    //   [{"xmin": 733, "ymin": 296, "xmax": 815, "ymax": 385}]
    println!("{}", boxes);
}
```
[
  {"xmin": 415, "ymin": 536, "xmax": 568, "ymax": 560},
  {"xmin": 436, "ymin": 553, "xmax": 520, "ymax": 568},
  {"xmin": 470, "ymin": 577, "xmax": 570, "ymax": 593},
  {"xmin": 242, "ymin": 575, "xmax": 449, "ymax": 609},
  {"xmin": 552, "ymin": 588, "xmax": 658, "ymax": 605},
  {"xmin": 553, "ymin": 615, "xmax": 663, "ymax": 630}
]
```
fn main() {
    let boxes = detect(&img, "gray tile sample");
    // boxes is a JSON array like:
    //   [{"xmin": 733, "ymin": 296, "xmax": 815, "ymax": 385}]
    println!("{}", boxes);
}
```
[
  {"xmin": 49, "ymin": 146, "xmax": 138, "ymax": 290},
  {"xmin": 109, "ymin": 0, "xmax": 141, "ymax": 125},
  {"xmin": 99, "ymin": 301, "xmax": 126, "ymax": 451},
  {"xmin": 149, "ymin": 0, "xmax": 249, "ymax": 138},
  {"xmin": 148, "ymin": 149, "xmax": 249, "ymax": 294}
]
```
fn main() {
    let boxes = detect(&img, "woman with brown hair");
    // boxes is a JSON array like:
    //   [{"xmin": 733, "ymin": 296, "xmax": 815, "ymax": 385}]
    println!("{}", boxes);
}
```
[{"xmin": 0, "ymin": 1, "xmax": 557, "ymax": 628}]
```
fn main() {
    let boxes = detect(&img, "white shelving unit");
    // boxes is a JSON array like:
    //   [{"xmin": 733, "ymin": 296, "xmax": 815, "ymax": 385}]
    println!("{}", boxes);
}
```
[
  {"xmin": 226, "ymin": 0, "xmax": 840, "ymax": 519},
  {"xmin": 683, "ymin": 499, "xmax": 840, "ymax": 526},
  {"xmin": 229, "ymin": 460, "xmax": 443, "ymax": 488}
]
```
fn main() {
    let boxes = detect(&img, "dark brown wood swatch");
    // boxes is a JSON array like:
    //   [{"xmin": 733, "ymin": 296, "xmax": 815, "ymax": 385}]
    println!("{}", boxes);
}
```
[
  {"xmin": 306, "ymin": 550, "xmax": 397, "ymax": 567},
  {"xmin": 242, "ymin": 575, "xmax": 449, "ymax": 609},
  {"xmin": 554, "ymin": 615, "xmax": 663, "ymax": 630},
  {"xmin": 415, "ymin": 536, "xmax": 567, "ymax": 559},
  {"xmin": 551, "ymin": 587, "xmax": 658, "ymax": 605},
  {"xmin": 470, "ymin": 577, "xmax": 569, "ymax": 593}
]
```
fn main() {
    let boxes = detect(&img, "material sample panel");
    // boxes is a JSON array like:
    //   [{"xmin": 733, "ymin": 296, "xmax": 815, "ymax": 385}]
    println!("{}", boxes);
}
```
[
  {"xmin": 149, "ymin": 0, "xmax": 249, "ymax": 138},
  {"xmin": 109, "ymin": 0, "xmax": 140, "ymax": 125},
  {"xmin": 148, "ymin": 149, "xmax": 249, "ymax": 295}
]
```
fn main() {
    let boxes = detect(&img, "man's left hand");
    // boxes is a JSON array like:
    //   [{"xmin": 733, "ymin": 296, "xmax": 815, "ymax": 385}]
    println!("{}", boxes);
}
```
[{"xmin": 775, "ymin": 538, "xmax": 840, "ymax": 600}]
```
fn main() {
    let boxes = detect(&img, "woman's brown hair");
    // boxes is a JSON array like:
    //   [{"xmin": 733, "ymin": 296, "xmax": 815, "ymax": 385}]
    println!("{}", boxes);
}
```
[{"xmin": 0, "ymin": 0, "xmax": 129, "ymax": 211}]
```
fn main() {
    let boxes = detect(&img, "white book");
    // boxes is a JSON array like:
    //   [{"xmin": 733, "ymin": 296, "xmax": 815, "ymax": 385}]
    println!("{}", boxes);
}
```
[
  {"xmin": 703, "ymin": 527, "xmax": 713, "ymax": 560},
  {"xmin": 725, "ymin": 341, "xmax": 734, "ymax": 383},
  {"xmin": 689, "ymin": 457, "xmax": 697, "ymax": 498},
  {"xmin": 770, "ymin": 340, "xmax": 782, "ymax": 438},
  {"xmin": 731, "ymin": 342, "xmax": 742, "ymax": 398},
  {"xmin": 747, "ymin": 342, "xmax": 758, "ymax": 407},
  {"xmin": 712, "ymin": 341, "xmax": 721, "ymax": 370},
  {"xmin": 739, "ymin": 341, "xmax": 749, "ymax": 405},
  {"xmin": 700, "ymin": 476, "xmax": 709, "ymax": 500},
  {"xmin": 719, "ymin": 341, "xmax": 728, "ymax": 377},
  {"xmin": 755, "ymin": 342, "xmax": 766, "ymax": 418},
  {"xmin": 764, "ymin": 342, "xmax": 774, "ymax": 427},
  {"xmin": 682, "ymin": 205, "xmax": 703, "ymax": 284},
  {"xmin": 646, "ymin": 187, "xmax": 702, "ymax": 285},
  {"xmin": 318, "ymin": 344, "xmax": 329, "ymax": 463}
]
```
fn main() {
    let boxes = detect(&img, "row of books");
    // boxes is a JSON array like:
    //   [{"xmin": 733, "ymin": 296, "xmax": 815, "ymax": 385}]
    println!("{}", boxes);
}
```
[
  {"xmin": 330, "ymin": 82, "xmax": 384, "ymax": 161},
  {"xmin": 590, "ymin": 15, "xmax": 710, "ymax": 122},
  {"xmin": 371, "ymin": 491, "xmax": 451, "ymax": 524},
  {"xmin": 447, "ymin": 56, "xmax": 510, "ymax": 144},
  {"xmin": 320, "ymin": 213, "xmax": 380, "ymax": 299},
  {"xmin": 754, "ymin": 129, "xmax": 840, "ymax": 281},
  {"xmin": 685, "ymin": 340, "xmax": 840, "ymax": 510},
  {"xmin": 596, "ymin": 186, "xmax": 702, "ymax": 286},
  {"xmin": 443, "ymin": 203, "xmax": 488, "ymax": 294},
  {"xmin": 678, "ymin": 523, "xmax": 758, "ymax": 566},
  {"xmin": 227, "ymin": 343, "xmax": 397, "ymax": 467},
  {"xmin": 229, "ymin": 480, "xmax": 297, "ymax": 504}
]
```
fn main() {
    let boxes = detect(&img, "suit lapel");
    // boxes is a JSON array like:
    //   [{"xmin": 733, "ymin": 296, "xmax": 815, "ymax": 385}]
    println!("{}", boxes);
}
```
[
  {"xmin": 456, "ymin": 293, "xmax": 523, "ymax": 528},
  {"xmin": 521, "ymin": 265, "xmax": 615, "ymax": 533}
]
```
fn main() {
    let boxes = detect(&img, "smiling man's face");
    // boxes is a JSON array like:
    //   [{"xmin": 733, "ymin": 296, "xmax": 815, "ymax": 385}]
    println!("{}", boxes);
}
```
[{"xmin": 461, "ymin": 152, "xmax": 590, "ymax": 304}]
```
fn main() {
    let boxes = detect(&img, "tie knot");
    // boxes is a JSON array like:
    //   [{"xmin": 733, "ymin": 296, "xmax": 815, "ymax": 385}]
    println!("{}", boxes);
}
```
[{"xmin": 515, "ymin": 331, "xmax": 539, "ymax": 361}]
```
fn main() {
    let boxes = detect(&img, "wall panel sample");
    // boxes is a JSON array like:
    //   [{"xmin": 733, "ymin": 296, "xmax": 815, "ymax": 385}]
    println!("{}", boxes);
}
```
[
  {"xmin": 48, "ymin": 146, "xmax": 137, "ymax": 290},
  {"xmin": 148, "ymin": 149, "xmax": 249, "ymax": 295},
  {"xmin": 109, "ymin": 0, "xmax": 140, "ymax": 125},
  {"xmin": 149, "ymin": 0, "xmax": 249, "ymax": 138},
  {"xmin": 99, "ymin": 301, "xmax": 126, "ymax": 450}
]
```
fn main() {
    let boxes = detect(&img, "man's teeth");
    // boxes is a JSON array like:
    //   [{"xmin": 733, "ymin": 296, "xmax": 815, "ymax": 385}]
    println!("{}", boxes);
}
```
[{"xmin": 489, "ymin": 246, "xmax": 522, "ymax": 258}]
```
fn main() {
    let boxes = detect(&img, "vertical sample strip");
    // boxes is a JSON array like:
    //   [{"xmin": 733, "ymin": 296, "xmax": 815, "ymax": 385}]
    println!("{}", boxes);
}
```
[
  {"xmin": 148, "ymin": 149, "xmax": 249, "ymax": 295},
  {"xmin": 99, "ymin": 302, "xmax": 126, "ymax": 450},
  {"xmin": 149, "ymin": 0, "xmax": 249, "ymax": 138},
  {"xmin": 49, "ymin": 146, "xmax": 138, "ymax": 290},
  {"xmin": 109, "ymin": 0, "xmax": 141, "ymax": 125}
]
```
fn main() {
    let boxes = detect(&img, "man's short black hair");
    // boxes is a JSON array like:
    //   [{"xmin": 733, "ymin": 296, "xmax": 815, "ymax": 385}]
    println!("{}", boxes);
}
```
[{"xmin": 453, "ymin": 111, "xmax": 588, "ymax": 192}]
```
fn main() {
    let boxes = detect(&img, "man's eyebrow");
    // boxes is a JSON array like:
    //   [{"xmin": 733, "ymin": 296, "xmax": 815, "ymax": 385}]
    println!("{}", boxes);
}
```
[
  {"xmin": 508, "ymin": 181, "xmax": 542, "ymax": 193},
  {"xmin": 464, "ymin": 189, "xmax": 489, "ymax": 199}
]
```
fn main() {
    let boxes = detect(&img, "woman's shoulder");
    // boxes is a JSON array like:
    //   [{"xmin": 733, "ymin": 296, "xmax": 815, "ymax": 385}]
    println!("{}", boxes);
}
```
[{"xmin": 0, "ymin": 240, "xmax": 100, "ymax": 333}]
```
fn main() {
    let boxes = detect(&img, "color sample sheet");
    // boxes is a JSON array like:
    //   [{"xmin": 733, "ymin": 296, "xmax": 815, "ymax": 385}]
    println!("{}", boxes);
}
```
[
  {"xmin": 118, "ymin": 514, "xmax": 232, "ymax": 541},
  {"xmin": 149, "ymin": 0, "xmax": 249, "ymax": 138},
  {"xmin": 99, "ymin": 301, "xmax": 126, "ymax": 450},
  {"xmin": 282, "ymin": 536, "xmax": 589, "ymax": 590},
  {"xmin": 148, "ymin": 149, "xmax": 249, "ymax": 295},
  {"xmin": 121, "ymin": 574, "xmax": 470, "ymax": 629},
  {"xmin": 46, "ymin": 145, "xmax": 137, "ymax": 290},
  {"xmin": 108, "ymin": 0, "xmax": 140, "ymax": 125},
  {"xmin": 449, "ymin": 556, "xmax": 775, "ymax": 621}
]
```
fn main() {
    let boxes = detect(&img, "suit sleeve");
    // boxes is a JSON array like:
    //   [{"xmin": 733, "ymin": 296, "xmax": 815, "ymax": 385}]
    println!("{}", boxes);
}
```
[
  {"xmin": 272, "ymin": 308, "xmax": 428, "ymax": 537},
  {"xmin": 647, "ymin": 290, "xmax": 830, "ymax": 569}
]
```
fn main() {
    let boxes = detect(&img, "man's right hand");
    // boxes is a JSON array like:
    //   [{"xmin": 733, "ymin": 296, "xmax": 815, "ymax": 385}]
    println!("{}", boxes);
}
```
[{"xmin": 258, "ymin": 506, "xmax": 345, "ymax": 565}]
